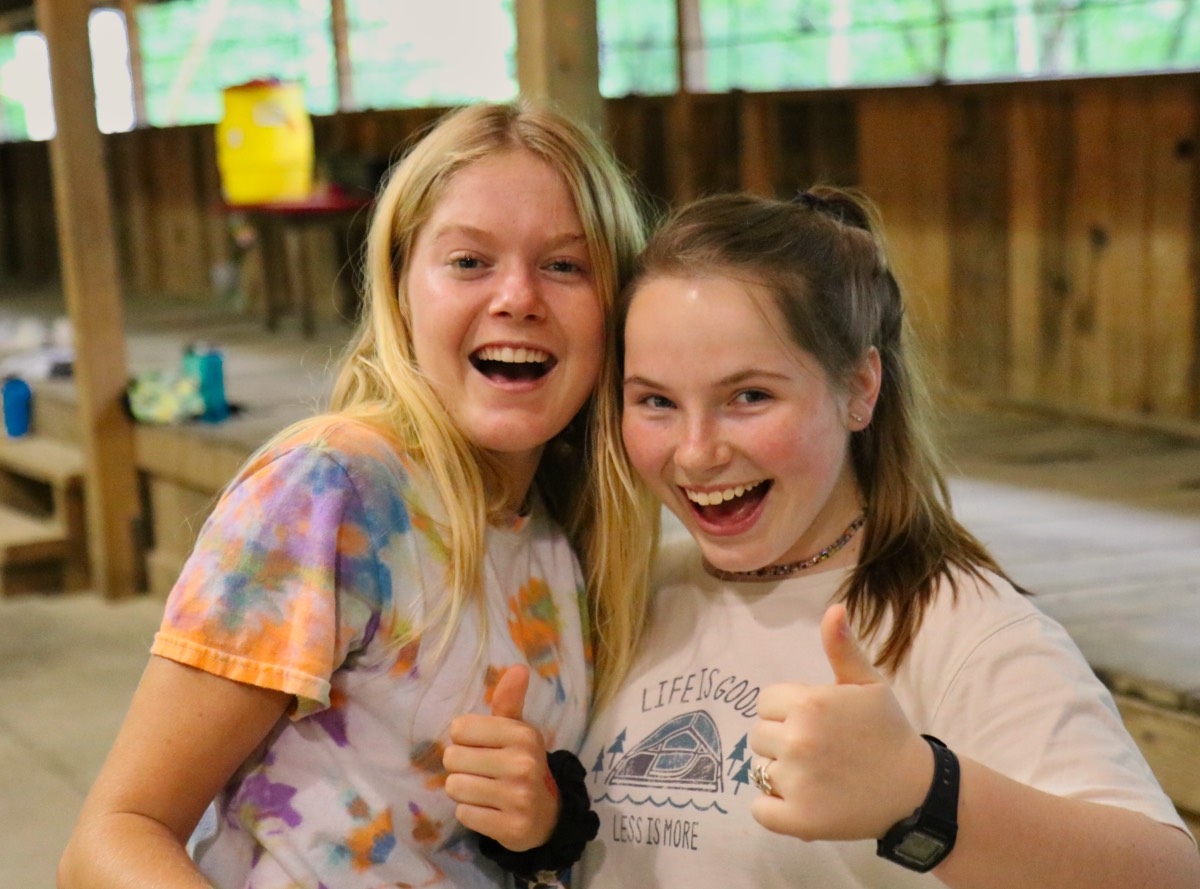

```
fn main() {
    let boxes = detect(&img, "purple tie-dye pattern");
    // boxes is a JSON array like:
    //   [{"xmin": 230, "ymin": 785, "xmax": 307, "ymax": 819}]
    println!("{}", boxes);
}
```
[
  {"xmin": 237, "ymin": 772, "xmax": 303, "ymax": 828},
  {"xmin": 311, "ymin": 704, "xmax": 350, "ymax": 747}
]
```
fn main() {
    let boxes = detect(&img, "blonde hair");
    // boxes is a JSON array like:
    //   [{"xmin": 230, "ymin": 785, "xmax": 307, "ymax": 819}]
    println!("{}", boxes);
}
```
[
  {"xmin": 318, "ymin": 101, "xmax": 653, "ymax": 704},
  {"xmin": 617, "ymin": 189, "xmax": 1026, "ymax": 671}
]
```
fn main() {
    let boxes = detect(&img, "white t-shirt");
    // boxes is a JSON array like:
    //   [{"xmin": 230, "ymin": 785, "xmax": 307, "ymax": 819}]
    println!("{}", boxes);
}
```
[{"xmin": 578, "ymin": 540, "xmax": 1185, "ymax": 888}]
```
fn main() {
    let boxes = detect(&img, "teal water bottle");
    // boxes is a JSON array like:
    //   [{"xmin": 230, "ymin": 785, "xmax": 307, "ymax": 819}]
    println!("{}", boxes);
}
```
[
  {"xmin": 197, "ymin": 350, "xmax": 229, "ymax": 422},
  {"xmin": 184, "ymin": 342, "xmax": 229, "ymax": 423}
]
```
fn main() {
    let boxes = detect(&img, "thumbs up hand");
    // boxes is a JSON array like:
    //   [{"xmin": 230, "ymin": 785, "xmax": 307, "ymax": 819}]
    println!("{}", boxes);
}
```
[
  {"xmin": 443, "ymin": 664, "xmax": 561, "ymax": 851},
  {"xmin": 747, "ymin": 604, "xmax": 934, "ymax": 842}
]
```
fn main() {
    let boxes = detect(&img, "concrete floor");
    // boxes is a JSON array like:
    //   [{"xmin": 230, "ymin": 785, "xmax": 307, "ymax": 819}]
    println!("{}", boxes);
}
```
[
  {"xmin": 0, "ymin": 292, "xmax": 347, "ymax": 886},
  {"xmin": 2, "ymin": 297, "xmax": 1199, "ymax": 885},
  {"xmin": 0, "ymin": 591, "xmax": 164, "ymax": 887}
]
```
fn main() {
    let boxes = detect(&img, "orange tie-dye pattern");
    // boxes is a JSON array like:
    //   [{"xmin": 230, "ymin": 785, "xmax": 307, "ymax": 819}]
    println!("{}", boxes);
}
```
[
  {"xmin": 410, "ymin": 740, "xmax": 448, "ymax": 790},
  {"xmin": 506, "ymin": 577, "xmax": 562, "ymax": 683},
  {"xmin": 482, "ymin": 664, "xmax": 503, "ymax": 705},
  {"xmin": 389, "ymin": 636, "xmax": 421, "ymax": 678},
  {"xmin": 408, "ymin": 801, "xmax": 443, "ymax": 846},
  {"xmin": 337, "ymin": 519, "xmax": 372, "ymax": 558},
  {"xmin": 408, "ymin": 511, "xmax": 450, "ymax": 563},
  {"xmin": 345, "ymin": 806, "xmax": 396, "ymax": 871}
]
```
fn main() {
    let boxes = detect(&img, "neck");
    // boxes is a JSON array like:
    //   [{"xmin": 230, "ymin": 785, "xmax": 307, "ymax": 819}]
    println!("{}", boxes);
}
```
[
  {"xmin": 704, "ymin": 509, "xmax": 867, "ymax": 583},
  {"xmin": 485, "ymin": 446, "xmax": 541, "ymax": 518}
]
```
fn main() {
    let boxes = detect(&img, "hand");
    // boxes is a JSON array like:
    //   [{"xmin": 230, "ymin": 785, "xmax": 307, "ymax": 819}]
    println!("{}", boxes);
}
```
[
  {"xmin": 748, "ymin": 603, "xmax": 933, "ymax": 842},
  {"xmin": 443, "ymin": 664, "xmax": 560, "ymax": 851}
]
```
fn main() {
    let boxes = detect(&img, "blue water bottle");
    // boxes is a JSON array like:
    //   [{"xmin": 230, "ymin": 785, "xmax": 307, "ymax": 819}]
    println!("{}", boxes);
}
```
[{"xmin": 2, "ymin": 376, "xmax": 31, "ymax": 437}]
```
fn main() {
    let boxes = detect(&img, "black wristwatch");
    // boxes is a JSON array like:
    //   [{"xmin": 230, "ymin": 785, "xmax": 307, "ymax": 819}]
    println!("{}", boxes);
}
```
[{"xmin": 876, "ymin": 734, "xmax": 959, "ymax": 872}]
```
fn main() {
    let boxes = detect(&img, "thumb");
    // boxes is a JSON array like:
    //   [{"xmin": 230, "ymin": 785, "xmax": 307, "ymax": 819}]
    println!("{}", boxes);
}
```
[
  {"xmin": 489, "ymin": 664, "xmax": 530, "ymax": 720},
  {"xmin": 821, "ymin": 603, "xmax": 882, "ymax": 685}
]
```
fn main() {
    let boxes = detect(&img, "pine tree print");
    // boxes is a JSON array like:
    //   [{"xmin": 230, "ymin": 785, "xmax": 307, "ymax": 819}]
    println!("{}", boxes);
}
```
[
  {"xmin": 607, "ymin": 729, "xmax": 626, "ymax": 769},
  {"xmin": 731, "ymin": 759, "xmax": 753, "ymax": 794},
  {"xmin": 727, "ymin": 733, "xmax": 748, "ymax": 775}
]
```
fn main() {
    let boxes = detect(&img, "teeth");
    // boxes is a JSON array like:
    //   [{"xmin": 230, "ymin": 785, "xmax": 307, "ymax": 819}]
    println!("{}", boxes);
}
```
[
  {"xmin": 475, "ymin": 346, "xmax": 550, "ymax": 364},
  {"xmin": 685, "ymin": 480, "xmax": 762, "ymax": 506}
]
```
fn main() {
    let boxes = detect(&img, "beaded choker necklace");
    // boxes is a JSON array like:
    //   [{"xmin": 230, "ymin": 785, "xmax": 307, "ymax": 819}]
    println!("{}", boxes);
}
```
[{"xmin": 703, "ymin": 511, "xmax": 867, "ymax": 582}]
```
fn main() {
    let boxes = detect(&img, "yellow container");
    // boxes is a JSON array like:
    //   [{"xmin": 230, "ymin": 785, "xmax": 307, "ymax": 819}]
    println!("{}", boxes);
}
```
[{"xmin": 215, "ymin": 79, "xmax": 314, "ymax": 205}]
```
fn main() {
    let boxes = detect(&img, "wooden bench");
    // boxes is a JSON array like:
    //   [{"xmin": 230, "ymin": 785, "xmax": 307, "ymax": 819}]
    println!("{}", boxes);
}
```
[
  {"xmin": 0, "ymin": 435, "xmax": 88, "ymax": 595},
  {"xmin": 1105, "ymin": 675, "xmax": 1200, "ymax": 842}
]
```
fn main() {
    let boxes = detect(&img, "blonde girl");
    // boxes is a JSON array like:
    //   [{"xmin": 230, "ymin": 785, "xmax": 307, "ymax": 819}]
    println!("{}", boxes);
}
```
[{"xmin": 59, "ymin": 101, "xmax": 652, "ymax": 889}]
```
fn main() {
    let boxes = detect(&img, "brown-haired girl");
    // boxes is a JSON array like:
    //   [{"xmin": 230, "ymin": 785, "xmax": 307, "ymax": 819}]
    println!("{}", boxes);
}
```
[{"xmin": 579, "ymin": 189, "xmax": 1199, "ymax": 888}]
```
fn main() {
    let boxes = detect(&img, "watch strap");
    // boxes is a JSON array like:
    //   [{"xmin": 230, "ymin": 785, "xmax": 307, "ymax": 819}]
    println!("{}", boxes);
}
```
[{"xmin": 875, "ymin": 734, "xmax": 960, "ymax": 872}]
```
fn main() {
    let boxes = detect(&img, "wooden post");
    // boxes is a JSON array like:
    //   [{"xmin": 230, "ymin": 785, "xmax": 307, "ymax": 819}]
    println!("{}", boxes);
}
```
[
  {"xmin": 331, "ymin": 0, "xmax": 355, "ymax": 112},
  {"xmin": 677, "ymin": 0, "xmax": 705, "ymax": 92},
  {"xmin": 515, "ymin": 0, "xmax": 603, "ymax": 136},
  {"xmin": 35, "ymin": 0, "xmax": 142, "ymax": 599},
  {"xmin": 666, "ymin": 0, "xmax": 704, "ymax": 201}
]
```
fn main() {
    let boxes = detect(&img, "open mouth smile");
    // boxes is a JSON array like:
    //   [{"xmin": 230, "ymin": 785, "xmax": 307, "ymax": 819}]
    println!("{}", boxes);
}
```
[
  {"xmin": 682, "ymin": 480, "xmax": 771, "ymax": 528},
  {"xmin": 470, "ymin": 345, "xmax": 557, "ymax": 383}
]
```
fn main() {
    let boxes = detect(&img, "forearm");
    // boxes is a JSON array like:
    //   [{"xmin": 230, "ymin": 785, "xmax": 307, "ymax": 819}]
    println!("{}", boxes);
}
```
[
  {"xmin": 935, "ymin": 757, "xmax": 1200, "ymax": 889},
  {"xmin": 58, "ymin": 811, "xmax": 214, "ymax": 889}
]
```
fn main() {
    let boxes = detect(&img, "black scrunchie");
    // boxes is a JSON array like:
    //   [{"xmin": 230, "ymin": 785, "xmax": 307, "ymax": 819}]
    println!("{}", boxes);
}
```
[{"xmin": 476, "ymin": 749, "xmax": 600, "ymax": 882}]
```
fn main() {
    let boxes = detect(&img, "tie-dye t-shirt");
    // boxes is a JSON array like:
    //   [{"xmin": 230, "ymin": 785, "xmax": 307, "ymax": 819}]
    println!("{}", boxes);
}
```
[{"xmin": 151, "ymin": 417, "xmax": 592, "ymax": 889}]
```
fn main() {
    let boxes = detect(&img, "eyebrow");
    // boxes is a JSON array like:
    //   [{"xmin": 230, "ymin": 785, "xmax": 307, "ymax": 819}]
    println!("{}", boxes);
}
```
[
  {"xmin": 428, "ymin": 224, "xmax": 588, "ymax": 250},
  {"xmin": 623, "ymin": 369, "xmax": 792, "ymax": 388}
]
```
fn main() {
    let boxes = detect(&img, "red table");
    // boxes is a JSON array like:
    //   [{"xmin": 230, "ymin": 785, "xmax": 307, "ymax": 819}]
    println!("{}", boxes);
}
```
[{"xmin": 227, "ymin": 185, "xmax": 374, "ymax": 338}]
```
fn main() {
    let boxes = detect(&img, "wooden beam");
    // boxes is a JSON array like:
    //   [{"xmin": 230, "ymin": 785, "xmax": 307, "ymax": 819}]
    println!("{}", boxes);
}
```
[
  {"xmin": 515, "ymin": 0, "xmax": 602, "ymax": 136},
  {"xmin": 677, "ymin": 0, "xmax": 705, "ymax": 93},
  {"xmin": 664, "ymin": 0, "xmax": 701, "ymax": 201},
  {"xmin": 34, "ymin": 0, "xmax": 141, "ymax": 598},
  {"xmin": 330, "ymin": 0, "xmax": 354, "ymax": 112}
]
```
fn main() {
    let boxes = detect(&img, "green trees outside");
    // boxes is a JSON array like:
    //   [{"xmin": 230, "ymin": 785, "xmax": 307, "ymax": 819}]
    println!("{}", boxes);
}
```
[
  {"xmin": 600, "ymin": 0, "xmax": 1200, "ymax": 93},
  {"xmin": 0, "ymin": 0, "xmax": 1196, "ymax": 141}
]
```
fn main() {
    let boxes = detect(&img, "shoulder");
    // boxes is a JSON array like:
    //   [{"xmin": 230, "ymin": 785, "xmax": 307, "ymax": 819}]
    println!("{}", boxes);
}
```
[
  {"xmin": 235, "ymin": 416, "xmax": 426, "ymax": 513},
  {"xmin": 907, "ymin": 566, "xmax": 1064, "ymax": 671},
  {"xmin": 893, "ymin": 565, "xmax": 1097, "ymax": 725},
  {"xmin": 253, "ymin": 416, "xmax": 410, "ymax": 476},
  {"xmin": 925, "ymin": 565, "xmax": 1043, "ymax": 640}
]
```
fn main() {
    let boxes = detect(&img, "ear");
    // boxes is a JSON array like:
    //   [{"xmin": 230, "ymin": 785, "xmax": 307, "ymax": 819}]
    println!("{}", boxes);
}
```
[{"xmin": 848, "ymin": 346, "xmax": 881, "ymax": 429}]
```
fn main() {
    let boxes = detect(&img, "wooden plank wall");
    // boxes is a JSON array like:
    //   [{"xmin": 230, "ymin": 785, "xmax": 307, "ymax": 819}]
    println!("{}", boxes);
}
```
[
  {"xmin": 101, "ymin": 108, "xmax": 446, "ymax": 303},
  {"xmin": 106, "ymin": 125, "xmax": 227, "ymax": 298},
  {"xmin": 0, "ymin": 75, "xmax": 1197, "ymax": 430},
  {"xmin": 0, "ymin": 141, "xmax": 57, "ymax": 282},
  {"xmin": 853, "ymin": 80, "xmax": 1199, "ymax": 425}
]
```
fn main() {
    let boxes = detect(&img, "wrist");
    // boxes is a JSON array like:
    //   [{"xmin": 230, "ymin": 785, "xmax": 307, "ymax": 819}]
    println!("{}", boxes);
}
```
[
  {"xmin": 476, "ymin": 749, "xmax": 599, "ymax": 879},
  {"xmin": 898, "ymin": 732, "xmax": 936, "ymax": 823},
  {"xmin": 876, "ymin": 734, "xmax": 960, "ymax": 873}
]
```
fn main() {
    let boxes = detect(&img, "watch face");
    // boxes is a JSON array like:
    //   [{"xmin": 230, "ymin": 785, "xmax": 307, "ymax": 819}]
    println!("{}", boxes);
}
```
[{"xmin": 893, "ymin": 830, "xmax": 949, "ymax": 866}]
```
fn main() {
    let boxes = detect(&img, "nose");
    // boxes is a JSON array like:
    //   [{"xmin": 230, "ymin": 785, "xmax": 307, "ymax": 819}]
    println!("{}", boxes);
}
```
[
  {"xmin": 674, "ymin": 413, "xmax": 731, "ymax": 474},
  {"xmin": 490, "ymin": 264, "xmax": 545, "ymax": 321}
]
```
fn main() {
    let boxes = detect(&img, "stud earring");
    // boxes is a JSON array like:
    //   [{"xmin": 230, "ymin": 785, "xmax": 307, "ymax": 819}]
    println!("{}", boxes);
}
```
[{"xmin": 850, "ymin": 412, "xmax": 865, "ymax": 424}]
